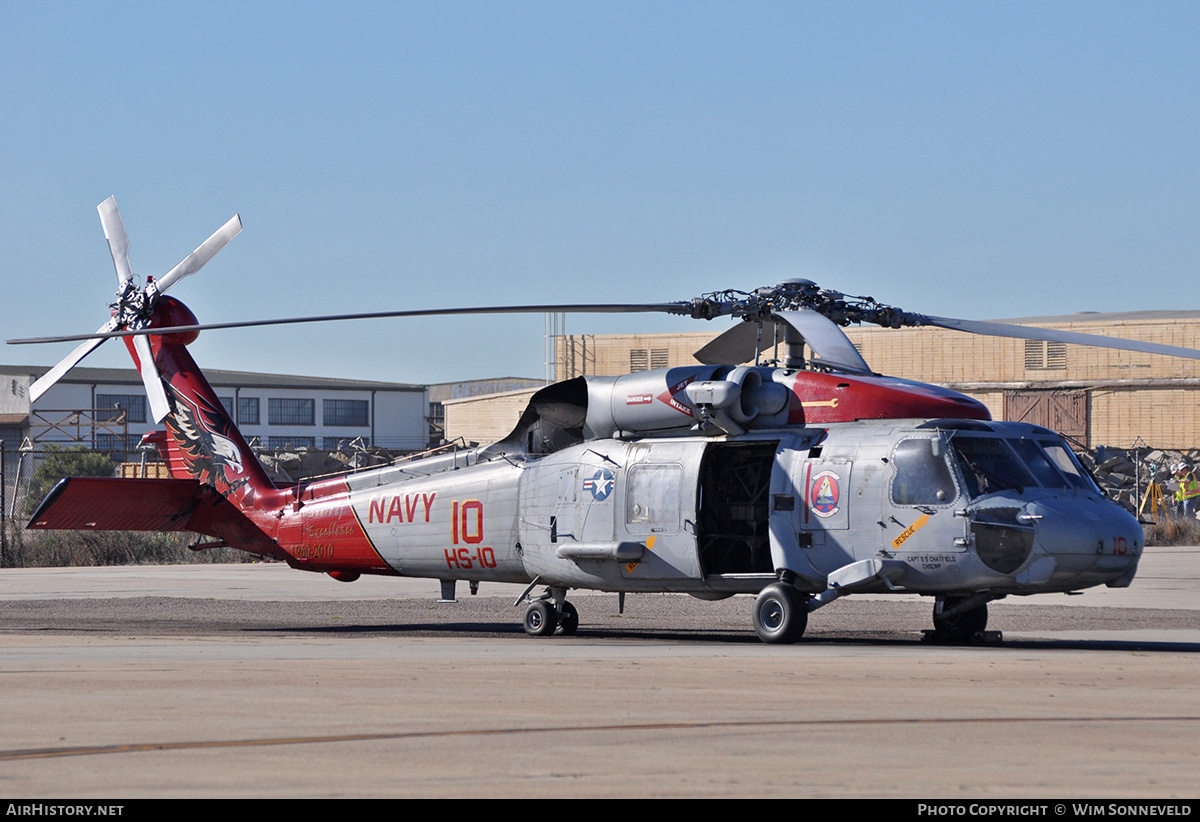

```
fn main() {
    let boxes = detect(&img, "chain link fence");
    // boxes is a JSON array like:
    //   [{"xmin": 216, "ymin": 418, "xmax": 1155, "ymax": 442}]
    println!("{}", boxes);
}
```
[{"xmin": 0, "ymin": 440, "xmax": 423, "ymax": 568}]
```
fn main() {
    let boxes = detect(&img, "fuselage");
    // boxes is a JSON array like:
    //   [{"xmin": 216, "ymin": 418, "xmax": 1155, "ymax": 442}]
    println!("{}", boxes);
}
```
[
  {"xmin": 123, "ymin": 312, "xmax": 1142, "ymax": 604},
  {"xmin": 266, "ymin": 418, "xmax": 1142, "ymax": 601}
]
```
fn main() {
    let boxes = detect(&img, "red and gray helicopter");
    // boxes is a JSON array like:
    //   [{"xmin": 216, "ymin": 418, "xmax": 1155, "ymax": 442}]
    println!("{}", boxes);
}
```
[{"xmin": 15, "ymin": 198, "xmax": 1200, "ymax": 643}]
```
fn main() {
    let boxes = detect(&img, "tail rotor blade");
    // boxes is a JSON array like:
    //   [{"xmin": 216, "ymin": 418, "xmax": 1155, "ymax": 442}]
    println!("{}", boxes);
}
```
[
  {"xmin": 97, "ymin": 197, "xmax": 135, "ymax": 288},
  {"xmin": 132, "ymin": 334, "xmax": 171, "ymax": 422},
  {"xmin": 28, "ymin": 320, "xmax": 115, "ymax": 402},
  {"xmin": 154, "ymin": 214, "xmax": 242, "ymax": 294}
]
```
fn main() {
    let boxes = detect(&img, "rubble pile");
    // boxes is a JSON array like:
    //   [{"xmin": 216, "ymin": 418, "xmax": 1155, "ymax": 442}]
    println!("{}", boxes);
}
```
[
  {"xmin": 1077, "ymin": 446, "xmax": 1200, "ymax": 515},
  {"xmin": 256, "ymin": 446, "xmax": 398, "ymax": 484}
]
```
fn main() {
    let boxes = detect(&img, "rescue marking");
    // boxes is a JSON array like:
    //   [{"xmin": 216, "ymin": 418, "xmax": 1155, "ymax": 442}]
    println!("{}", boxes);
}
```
[
  {"xmin": 802, "ymin": 398, "xmax": 840, "ymax": 408},
  {"xmin": 891, "ymin": 514, "xmax": 931, "ymax": 549}
]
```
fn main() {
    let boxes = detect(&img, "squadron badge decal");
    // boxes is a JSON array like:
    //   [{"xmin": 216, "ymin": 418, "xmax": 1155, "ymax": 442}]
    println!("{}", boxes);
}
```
[{"xmin": 809, "ymin": 470, "xmax": 841, "ymax": 518}]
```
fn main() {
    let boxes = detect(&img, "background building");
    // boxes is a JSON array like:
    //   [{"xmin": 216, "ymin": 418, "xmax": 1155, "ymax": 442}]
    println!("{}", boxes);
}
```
[
  {"xmin": 431, "ymin": 310, "xmax": 1200, "ymax": 451},
  {"xmin": 0, "ymin": 365, "xmax": 428, "ymax": 456},
  {"xmin": 426, "ymin": 377, "xmax": 545, "ymax": 447}
]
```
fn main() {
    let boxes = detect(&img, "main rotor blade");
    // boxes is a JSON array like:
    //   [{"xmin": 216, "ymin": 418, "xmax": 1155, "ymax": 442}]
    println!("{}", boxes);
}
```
[
  {"xmin": 693, "ymin": 311, "xmax": 873, "ymax": 374},
  {"xmin": 153, "ymin": 214, "xmax": 243, "ymax": 294},
  {"xmin": 694, "ymin": 321, "xmax": 761, "ymax": 365},
  {"xmin": 28, "ymin": 320, "xmax": 115, "ymax": 402},
  {"xmin": 132, "ymin": 334, "xmax": 171, "ymax": 422},
  {"xmin": 775, "ymin": 309, "xmax": 873, "ymax": 374},
  {"xmin": 922, "ymin": 315, "xmax": 1200, "ymax": 361},
  {"xmin": 97, "ymin": 197, "xmax": 134, "ymax": 288},
  {"xmin": 7, "ymin": 303, "xmax": 691, "ymax": 345}
]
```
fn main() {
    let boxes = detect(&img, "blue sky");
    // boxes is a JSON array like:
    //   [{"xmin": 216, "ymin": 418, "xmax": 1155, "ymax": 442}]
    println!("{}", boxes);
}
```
[{"xmin": 3, "ymin": 1, "xmax": 1198, "ymax": 385}]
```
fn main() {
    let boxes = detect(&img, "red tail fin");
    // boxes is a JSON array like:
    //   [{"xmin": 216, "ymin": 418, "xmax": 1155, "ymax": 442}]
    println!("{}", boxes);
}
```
[{"xmin": 128, "ymin": 302, "xmax": 277, "ymax": 509}]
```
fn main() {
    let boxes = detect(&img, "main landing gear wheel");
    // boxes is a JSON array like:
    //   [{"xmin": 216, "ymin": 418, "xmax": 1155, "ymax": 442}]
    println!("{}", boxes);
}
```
[
  {"xmin": 932, "ymin": 598, "xmax": 988, "ymax": 642},
  {"xmin": 524, "ymin": 600, "xmax": 558, "ymax": 636},
  {"xmin": 752, "ymin": 583, "xmax": 807, "ymax": 644},
  {"xmin": 557, "ymin": 601, "xmax": 579, "ymax": 636}
]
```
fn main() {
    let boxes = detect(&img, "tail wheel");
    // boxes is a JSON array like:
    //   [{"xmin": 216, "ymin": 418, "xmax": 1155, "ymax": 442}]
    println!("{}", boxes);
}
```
[
  {"xmin": 932, "ymin": 598, "xmax": 988, "ymax": 642},
  {"xmin": 523, "ymin": 600, "xmax": 558, "ymax": 637},
  {"xmin": 752, "ymin": 583, "xmax": 807, "ymax": 644}
]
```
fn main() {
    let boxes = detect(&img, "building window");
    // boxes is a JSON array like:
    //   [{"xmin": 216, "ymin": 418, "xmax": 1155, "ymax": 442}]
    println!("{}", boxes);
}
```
[
  {"xmin": 238, "ymin": 397, "xmax": 260, "ymax": 426},
  {"xmin": 96, "ymin": 394, "xmax": 147, "ymax": 424},
  {"xmin": 95, "ymin": 433, "xmax": 138, "ymax": 455},
  {"xmin": 268, "ymin": 398, "xmax": 315, "ymax": 425},
  {"xmin": 268, "ymin": 436, "xmax": 315, "ymax": 449},
  {"xmin": 323, "ymin": 436, "xmax": 369, "ymax": 450},
  {"xmin": 323, "ymin": 399, "xmax": 369, "ymax": 427}
]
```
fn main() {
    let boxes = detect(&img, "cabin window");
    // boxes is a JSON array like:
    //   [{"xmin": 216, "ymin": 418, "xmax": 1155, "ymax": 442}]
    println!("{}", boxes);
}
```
[
  {"xmin": 890, "ymin": 438, "xmax": 958, "ymax": 506},
  {"xmin": 625, "ymin": 464, "xmax": 682, "ymax": 533}
]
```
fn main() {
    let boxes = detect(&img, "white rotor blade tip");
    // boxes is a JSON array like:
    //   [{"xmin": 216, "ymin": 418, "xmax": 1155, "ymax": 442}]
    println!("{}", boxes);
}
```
[
  {"xmin": 97, "ymin": 197, "xmax": 134, "ymax": 287},
  {"xmin": 155, "ymin": 213, "xmax": 243, "ymax": 294},
  {"xmin": 133, "ymin": 335, "xmax": 171, "ymax": 422},
  {"xmin": 28, "ymin": 320, "xmax": 116, "ymax": 402}
]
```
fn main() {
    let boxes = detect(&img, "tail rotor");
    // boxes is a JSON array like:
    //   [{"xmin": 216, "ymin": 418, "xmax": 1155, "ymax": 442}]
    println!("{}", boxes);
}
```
[{"xmin": 29, "ymin": 197, "xmax": 241, "ymax": 422}]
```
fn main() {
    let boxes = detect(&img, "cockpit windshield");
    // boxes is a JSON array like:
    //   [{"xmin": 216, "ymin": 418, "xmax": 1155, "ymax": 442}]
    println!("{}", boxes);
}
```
[
  {"xmin": 950, "ymin": 436, "xmax": 1036, "ymax": 498},
  {"xmin": 891, "ymin": 432, "xmax": 1101, "ymax": 506},
  {"xmin": 948, "ymin": 434, "xmax": 1100, "ymax": 499}
]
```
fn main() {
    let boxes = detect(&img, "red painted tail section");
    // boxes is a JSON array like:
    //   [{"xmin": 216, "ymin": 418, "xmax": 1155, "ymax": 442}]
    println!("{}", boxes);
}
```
[{"xmin": 120, "ymin": 298, "xmax": 394, "ymax": 575}]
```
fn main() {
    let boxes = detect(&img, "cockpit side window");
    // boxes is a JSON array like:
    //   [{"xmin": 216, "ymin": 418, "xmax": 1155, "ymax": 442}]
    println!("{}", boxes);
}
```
[
  {"xmin": 1038, "ymin": 440, "xmax": 1101, "ymax": 492},
  {"xmin": 891, "ymin": 437, "xmax": 958, "ymax": 506}
]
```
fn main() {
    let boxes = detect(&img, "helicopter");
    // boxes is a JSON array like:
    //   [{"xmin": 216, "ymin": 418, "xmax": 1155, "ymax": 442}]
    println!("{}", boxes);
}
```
[{"xmin": 14, "ymin": 198, "xmax": 1200, "ymax": 644}]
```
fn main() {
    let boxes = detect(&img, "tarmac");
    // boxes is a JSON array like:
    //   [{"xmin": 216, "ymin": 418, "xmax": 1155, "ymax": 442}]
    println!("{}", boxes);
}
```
[{"xmin": 0, "ymin": 547, "xmax": 1197, "ymax": 798}]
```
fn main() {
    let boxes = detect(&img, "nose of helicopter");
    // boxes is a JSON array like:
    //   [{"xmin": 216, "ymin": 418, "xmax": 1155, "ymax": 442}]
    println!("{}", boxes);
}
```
[{"xmin": 1022, "ymin": 494, "xmax": 1143, "ymax": 587}]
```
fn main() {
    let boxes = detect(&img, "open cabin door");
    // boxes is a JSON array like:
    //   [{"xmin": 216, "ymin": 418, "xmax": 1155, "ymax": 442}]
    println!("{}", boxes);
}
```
[{"xmin": 696, "ymin": 441, "xmax": 778, "ymax": 578}]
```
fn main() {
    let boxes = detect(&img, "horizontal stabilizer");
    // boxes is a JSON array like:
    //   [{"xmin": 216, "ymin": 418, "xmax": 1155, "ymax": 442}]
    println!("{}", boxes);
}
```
[
  {"xmin": 27, "ymin": 477, "xmax": 287, "ymax": 560},
  {"xmin": 27, "ymin": 477, "xmax": 206, "ymax": 531}
]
